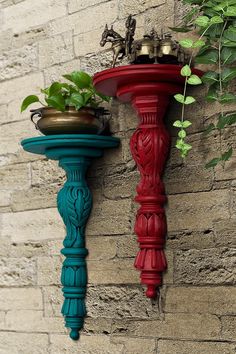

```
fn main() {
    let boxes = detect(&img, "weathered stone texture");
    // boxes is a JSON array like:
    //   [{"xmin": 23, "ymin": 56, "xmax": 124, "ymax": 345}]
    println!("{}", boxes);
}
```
[{"xmin": 0, "ymin": 0, "xmax": 236, "ymax": 352}]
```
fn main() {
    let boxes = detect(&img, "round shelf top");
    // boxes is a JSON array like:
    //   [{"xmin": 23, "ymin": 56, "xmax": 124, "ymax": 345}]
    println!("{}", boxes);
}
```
[
  {"xmin": 21, "ymin": 134, "xmax": 120, "ymax": 159},
  {"xmin": 93, "ymin": 64, "xmax": 203, "ymax": 99}
]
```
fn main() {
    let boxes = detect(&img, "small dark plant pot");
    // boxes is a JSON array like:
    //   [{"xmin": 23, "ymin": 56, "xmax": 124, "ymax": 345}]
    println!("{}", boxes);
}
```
[{"xmin": 30, "ymin": 106, "xmax": 104, "ymax": 135}]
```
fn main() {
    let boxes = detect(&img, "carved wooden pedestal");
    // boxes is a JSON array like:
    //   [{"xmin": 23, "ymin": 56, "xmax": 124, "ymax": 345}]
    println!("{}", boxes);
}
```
[
  {"xmin": 21, "ymin": 134, "xmax": 119, "ymax": 339},
  {"xmin": 94, "ymin": 64, "xmax": 201, "ymax": 298}
]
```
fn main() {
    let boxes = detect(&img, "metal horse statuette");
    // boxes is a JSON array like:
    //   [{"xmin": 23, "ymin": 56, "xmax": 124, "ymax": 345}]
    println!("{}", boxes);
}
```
[{"xmin": 100, "ymin": 15, "xmax": 189, "ymax": 67}]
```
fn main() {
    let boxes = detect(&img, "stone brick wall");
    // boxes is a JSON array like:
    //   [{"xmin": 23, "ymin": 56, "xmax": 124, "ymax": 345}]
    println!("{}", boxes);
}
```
[{"xmin": 0, "ymin": 0, "xmax": 235, "ymax": 353}]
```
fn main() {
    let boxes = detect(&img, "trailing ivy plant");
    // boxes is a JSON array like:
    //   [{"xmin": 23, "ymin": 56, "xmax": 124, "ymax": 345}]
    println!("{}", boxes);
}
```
[
  {"xmin": 170, "ymin": 0, "xmax": 236, "ymax": 168},
  {"xmin": 21, "ymin": 71, "xmax": 110, "ymax": 113}
]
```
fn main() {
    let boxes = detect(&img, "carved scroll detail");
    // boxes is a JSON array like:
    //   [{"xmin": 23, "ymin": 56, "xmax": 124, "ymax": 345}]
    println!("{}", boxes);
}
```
[
  {"xmin": 130, "ymin": 96, "xmax": 170, "ymax": 298},
  {"xmin": 57, "ymin": 157, "xmax": 92, "ymax": 340}
]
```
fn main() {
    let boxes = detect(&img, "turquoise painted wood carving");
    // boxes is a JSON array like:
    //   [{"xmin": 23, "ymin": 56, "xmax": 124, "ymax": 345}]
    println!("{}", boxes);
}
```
[{"xmin": 21, "ymin": 134, "xmax": 119, "ymax": 340}]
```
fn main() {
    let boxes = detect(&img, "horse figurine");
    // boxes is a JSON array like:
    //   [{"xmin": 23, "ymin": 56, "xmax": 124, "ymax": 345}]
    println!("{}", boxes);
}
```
[{"xmin": 100, "ymin": 24, "xmax": 125, "ymax": 67}]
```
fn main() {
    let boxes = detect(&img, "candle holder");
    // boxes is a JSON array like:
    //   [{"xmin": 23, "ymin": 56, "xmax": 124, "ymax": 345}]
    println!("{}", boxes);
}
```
[{"xmin": 21, "ymin": 134, "xmax": 119, "ymax": 340}]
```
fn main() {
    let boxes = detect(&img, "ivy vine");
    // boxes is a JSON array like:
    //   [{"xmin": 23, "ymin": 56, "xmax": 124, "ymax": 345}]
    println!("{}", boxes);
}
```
[{"xmin": 171, "ymin": 0, "xmax": 236, "ymax": 168}]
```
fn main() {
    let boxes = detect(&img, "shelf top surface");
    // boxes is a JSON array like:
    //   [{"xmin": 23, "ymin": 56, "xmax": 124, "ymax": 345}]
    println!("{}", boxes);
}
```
[
  {"xmin": 21, "ymin": 134, "xmax": 120, "ymax": 155},
  {"xmin": 93, "ymin": 64, "xmax": 203, "ymax": 98}
]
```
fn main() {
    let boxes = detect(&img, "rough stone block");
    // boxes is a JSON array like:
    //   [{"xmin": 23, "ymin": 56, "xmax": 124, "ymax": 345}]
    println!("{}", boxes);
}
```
[
  {"xmin": 2, "ymin": 0, "xmax": 67, "ymax": 34},
  {"xmin": 86, "ymin": 199, "xmax": 131, "ymax": 236},
  {"xmin": 49, "ymin": 334, "xmax": 123, "ymax": 354},
  {"xmin": 166, "ymin": 229, "xmax": 215, "ymax": 250},
  {"xmin": 0, "ymin": 332, "xmax": 48, "ymax": 354},
  {"xmin": 43, "ymin": 58, "xmax": 81, "ymax": 86},
  {"xmin": 87, "ymin": 285, "xmax": 161, "ymax": 319},
  {"xmin": 114, "ymin": 313, "xmax": 221, "ymax": 340},
  {"xmin": 0, "ymin": 257, "xmax": 36, "ymax": 286},
  {"xmin": 0, "ymin": 163, "xmax": 30, "ymax": 190},
  {"xmin": 103, "ymin": 170, "xmax": 139, "ymax": 199},
  {"xmin": 38, "ymin": 32, "xmax": 74, "ymax": 69},
  {"xmin": 87, "ymin": 236, "xmax": 117, "ymax": 261},
  {"xmin": 221, "ymin": 316, "xmax": 236, "ymax": 341},
  {"xmin": 0, "ymin": 287, "xmax": 43, "ymax": 310},
  {"xmin": 214, "ymin": 220, "xmax": 236, "ymax": 247},
  {"xmin": 111, "ymin": 336, "xmax": 156, "ymax": 354},
  {"xmin": 0, "ymin": 71, "xmax": 44, "ymax": 105},
  {"xmin": 157, "ymin": 340, "xmax": 236, "ymax": 354},
  {"xmin": 119, "ymin": 0, "xmax": 165, "ymax": 18},
  {"xmin": 167, "ymin": 190, "xmax": 230, "ymax": 232},
  {"xmin": 1, "ymin": 208, "xmax": 64, "ymax": 243},
  {"xmin": 175, "ymin": 248, "xmax": 236, "ymax": 285},
  {"xmin": 42, "ymin": 286, "xmax": 62, "ymax": 318},
  {"xmin": 68, "ymin": 0, "xmax": 105, "ymax": 13},
  {"xmin": 37, "ymin": 256, "xmax": 62, "ymax": 286},
  {"xmin": 4, "ymin": 310, "xmax": 65, "ymax": 333},
  {"xmin": 165, "ymin": 286, "xmax": 236, "ymax": 315},
  {"xmin": 31, "ymin": 159, "xmax": 65, "ymax": 186},
  {"xmin": 74, "ymin": 28, "xmax": 105, "ymax": 57},
  {"xmin": 0, "ymin": 44, "xmax": 38, "ymax": 81}
]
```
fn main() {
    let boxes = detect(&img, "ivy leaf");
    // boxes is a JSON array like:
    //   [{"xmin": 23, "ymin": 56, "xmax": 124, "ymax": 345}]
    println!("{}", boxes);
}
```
[
  {"xmin": 173, "ymin": 120, "xmax": 183, "ymax": 127},
  {"xmin": 174, "ymin": 94, "xmax": 185, "ymax": 103},
  {"xmin": 221, "ymin": 47, "xmax": 236, "ymax": 64},
  {"xmin": 45, "ymin": 94, "xmax": 65, "ymax": 112},
  {"xmin": 187, "ymin": 74, "xmax": 202, "ymax": 85},
  {"xmin": 21, "ymin": 95, "xmax": 40, "ymax": 112},
  {"xmin": 203, "ymin": 123, "xmax": 215, "ymax": 135},
  {"xmin": 193, "ymin": 39, "xmax": 206, "ymax": 48},
  {"xmin": 217, "ymin": 114, "xmax": 231, "ymax": 129},
  {"xmin": 181, "ymin": 64, "xmax": 192, "ymax": 77},
  {"xmin": 182, "ymin": 120, "xmax": 192, "ymax": 128},
  {"xmin": 221, "ymin": 147, "xmax": 233, "ymax": 161},
  {"xmin": 224, "ymin": 26, "xmax": 236, "ymax": 42},
  {"xmin": 206, "ymin": 85, "xmax": 218, "ymax": 102},
  {"xmin": 222, "ymin": 68, "xmax": 236, "ymax": 82},
  {"xmin": 185, "ymin": 96, "xmax": 196, "ymax": 104},
  {"xmin": 195, "ymin": 15, "xmax": 210, "ymax": 27},
  {"xmin": 210, "ymin": 15, "xmax": 223, "ymax": 24},
  {"xmin": 195, "ymin": 50, "xmax": 218, "ymax": 64},
  {"xmin": 224, "ymin": 6, "xmax": 236, "ymax": 16},
  {"xmin": 178, "ymin": 130, "xmax": 187, "ymax": 138},
  {"xmin": 219, "ymin": 93, "xmax": 236, "ymax": 104},
  {"xmin": 227, "ymin": 113, "xmax": 236, "ymax": 125},
  {"xmin": 179, "ymin": 39, "xmax": 194, "ymax": 48},
  {"xmin": 205, "ymin": 157, "xmax": 221, "ymax": 168},
  {"xmin": 202, "ymin": 71, "xmax": 219, "ymax": 85}
]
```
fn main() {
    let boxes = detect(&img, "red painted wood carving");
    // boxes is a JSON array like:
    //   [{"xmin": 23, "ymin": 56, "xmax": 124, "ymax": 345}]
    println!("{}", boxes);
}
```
[{"xmin": 93, "ymin": 64, "xmax": 202, "ymax": 298}]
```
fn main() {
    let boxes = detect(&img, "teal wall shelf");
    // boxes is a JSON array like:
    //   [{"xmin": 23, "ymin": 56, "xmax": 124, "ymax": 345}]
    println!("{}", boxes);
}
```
[{"xmin": 21, "ymin": 134, "xmax": 120, "ymax": 340}]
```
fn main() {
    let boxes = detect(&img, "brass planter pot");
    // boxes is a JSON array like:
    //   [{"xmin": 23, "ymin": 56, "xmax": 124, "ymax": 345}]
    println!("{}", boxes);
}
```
[{"xmin": 31, "ymin": 107, "xmax": 103, "ymax": 135}]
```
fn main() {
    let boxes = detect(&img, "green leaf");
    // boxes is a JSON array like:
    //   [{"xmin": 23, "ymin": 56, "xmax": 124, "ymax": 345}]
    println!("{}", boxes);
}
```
[
  {"xmin": 68, "ymin": 92, "xmax": 85, "ymax": 109},
  {"xmin": 221, "ymin": 47, "xmax": 236, "ymax": 64},
  {"xmin": 179, "ymin": 39, "xmax": 194, "ymax": 48},
  {"xmin": 222, "ymin": 39, "xmax": 236, "ymax": 47},
  {"xmin": 21, "ymin": 95, "xmax": 40, "ymax": 112},
  {"xmin": 227, "ymin": 113, "xmax": 236, "ymax": 125},
  {"xmin": 217, "ymin": 114, "xmax": 231, "ymax": 129},
  {"xmin": 169, "ymin": 26, "xmax": 192, "ymax": 32},
  {"xmin": 221, "ymin": 147, "xmax": 233, "ymax": 161},
  {"xmin": 224, "ymin": 6, "xmax": 236, "ymax": 16},
  {"xmin": 202, "ymin": 71, "xmax": 219, "ymax": 85},
  {"xmin": 205, "ymin": 157, "xmax": 221, "ymax": 168},
  {"xmin": 224, "ymin": 26, "xmax": 236, "ymax": 42},
  {"xmin": 210, "ymin": 16, "xmax": 223, "ymax": 24},
  {"xmin": 195, "ymin": 50, "xmax": 218, "ymax": 64},
  {"xmin": 178, "ymin": 129, "xmax": 187, "ymax": 138},
  {"xmin": 195, "ymin": 15, "xmax": 210, "ymax": 27},
  {"xmin": 182, "ymin": 120, "xmax": 192, "ymax": 128},
  {"xmin": 174, "ymin": 94, "xmax": 185, "ymax": 103},
  {"xmin": 45, "ymin": 94, "xmax": 65, "ymax": 111},
  {"xmin": 203, "ymin": 123, "xmax": 215, "ymax": 135},
  {"xmin": 222, "ymin": 68, "xmax": 236, "ymax": 82},
  {"xmin": 181, "ymin": 64, "xmax": 192, "ymax": 77},
  {"xmin": 192, "ymin": 39, "xmax": 206, "ymax": 48},
  {"xmin": 219, "ymin": 92, "xmax": 236, "ymax": 104},
  {"xmin": 185, "ymin": 96, "xmax": 196, "ymax": 104},
  {"xmin": 63, "ymin": 71, "xmax": 92, "ymax": 89},
  {"xmin": 187, "ymin": 74, "xmax": 202, "ymax": 85},
  {"xmin": 183, "ymin": 7, "xmax": 199, "ymax": 22},
  {"xmin": 173, "ymin": 120, "xmax": 183, "ymax": 128},
  {"xmin": 206, "ymin": 85, "xmax": 218, "ymax": 102},
  {"xmin": 48, "ymin": 82, "xmax": 63, "ymax": 97}
]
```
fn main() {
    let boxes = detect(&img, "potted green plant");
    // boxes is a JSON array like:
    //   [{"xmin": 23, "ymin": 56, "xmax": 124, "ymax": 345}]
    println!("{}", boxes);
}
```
[{"xmin": 21, "ymin": 71, "xmax": 111, "ymax": 135}]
